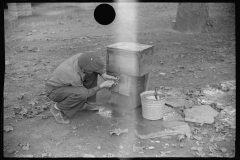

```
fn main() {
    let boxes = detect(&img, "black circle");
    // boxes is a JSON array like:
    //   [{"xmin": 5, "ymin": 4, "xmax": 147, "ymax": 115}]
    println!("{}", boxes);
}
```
[{"xmin": 94, "ymin": 4, "xmax": 116, "ymax": 25}]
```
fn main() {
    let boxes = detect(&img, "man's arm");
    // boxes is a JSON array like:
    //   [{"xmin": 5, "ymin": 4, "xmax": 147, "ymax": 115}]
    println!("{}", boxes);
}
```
[
  {"xmin": 85, "ymin": 80, "xmax": 115, "ymax": 98},
  {"xmin": 101, "ymin": 73, "xmax": 118, "ymax": 80}
]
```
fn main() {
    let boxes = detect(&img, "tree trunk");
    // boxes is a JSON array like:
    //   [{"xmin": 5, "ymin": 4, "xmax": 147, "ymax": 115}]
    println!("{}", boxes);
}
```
[{"xmin": 173, "ymin": 3, "xmax": 209, "ymax": 33}]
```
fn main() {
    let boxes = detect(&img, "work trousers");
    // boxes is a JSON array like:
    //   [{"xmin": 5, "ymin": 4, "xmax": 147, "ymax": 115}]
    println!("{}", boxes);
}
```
[{"xmin": 45, "ymin": 73, "xmax": 98, "ymax": 118}]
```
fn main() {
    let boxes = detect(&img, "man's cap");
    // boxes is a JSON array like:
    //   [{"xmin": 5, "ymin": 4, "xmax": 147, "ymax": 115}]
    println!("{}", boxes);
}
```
[{"xmin": 78, "ymin": 52, "xmax": 104, "ymax": 73}]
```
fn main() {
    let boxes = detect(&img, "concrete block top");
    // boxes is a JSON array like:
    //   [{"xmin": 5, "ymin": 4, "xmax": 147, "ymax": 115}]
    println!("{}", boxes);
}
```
[{"xmin": 107, "ymin": 42, "xmax": 153, "ymax": 52}]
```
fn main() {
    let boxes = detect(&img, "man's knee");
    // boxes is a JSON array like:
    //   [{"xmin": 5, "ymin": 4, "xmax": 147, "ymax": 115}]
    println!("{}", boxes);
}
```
[{"xmin": 70, "ymin": 87, "xmax": 89, "ymax": 101}]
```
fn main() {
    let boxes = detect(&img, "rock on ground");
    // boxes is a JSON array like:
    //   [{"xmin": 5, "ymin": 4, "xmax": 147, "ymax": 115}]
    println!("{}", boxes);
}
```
[
  {"xmin": 134, "ymin": 121, "xmax": 191, "ymax": 139},
  {"xmin": 184, "ymin": 105, "xmax": 219, "ymax": 124}
]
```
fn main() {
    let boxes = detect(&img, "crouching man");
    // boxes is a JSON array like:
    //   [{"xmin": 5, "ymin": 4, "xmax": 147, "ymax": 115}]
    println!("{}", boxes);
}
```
[{"xmin": 45, "ymin": 52, "xmax": 117, "ymax": 124}]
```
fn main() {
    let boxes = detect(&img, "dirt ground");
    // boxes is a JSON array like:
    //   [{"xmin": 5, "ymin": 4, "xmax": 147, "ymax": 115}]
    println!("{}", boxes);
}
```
[{"xmin": 4, "ymin": 3, "xmax": 236, "ymax": 158}]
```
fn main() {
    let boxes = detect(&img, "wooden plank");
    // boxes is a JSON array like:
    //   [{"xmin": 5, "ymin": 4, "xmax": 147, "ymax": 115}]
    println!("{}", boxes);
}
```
[
  {"xmin": 144, "ymin": 72, "xmax": 151, "ymax": 91},
  {"xmin": 106, "ymin": 42, "xmax": 154, "ymax": 77},
  {"xmin": 111, "ymin": 92, "xmax": 142, "ymax": 110},
  {"xmin": 110, "ymin": 74, "xmax": 149, "ymax": 110},
  {"xmin": 110, "ymin": 74, "xmax": 146, "ymax": 96},
  {"xmin": 111, "ymin": 92, "xmax": 131, "ymax": 109}
]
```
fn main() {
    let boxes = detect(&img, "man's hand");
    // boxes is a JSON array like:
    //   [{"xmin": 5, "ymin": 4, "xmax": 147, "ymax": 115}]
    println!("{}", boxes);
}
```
[
  {"xmin": 100, "ymin": 80, "xmax": 115, "ymax": 88},
  {"xmin": 101, "ymin": 73, "xmax": 118, "ymax": 80}
]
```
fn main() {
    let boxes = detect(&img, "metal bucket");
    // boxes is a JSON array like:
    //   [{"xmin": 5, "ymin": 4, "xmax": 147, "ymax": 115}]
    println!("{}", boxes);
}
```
[{"xmin": 140, "ymin": 90, "xmax": 166, "ymax": 120}]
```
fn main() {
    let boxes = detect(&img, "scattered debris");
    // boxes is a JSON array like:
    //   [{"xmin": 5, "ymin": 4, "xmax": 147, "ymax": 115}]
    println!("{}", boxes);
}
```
[
  {"xmin": 72, "ymin": 125, "xmax": 77, "ymax": 130},
  {"xmin": 148, "ymin": 146, "xmax": 155, "ymax": 150},
  {"xmin": 103, "ymin": 153, "xmax": 115, "ymax": 157},
  {"xmin": 14, "ymin": 103, "xmax": 49, "ymax": 118},
  {"xmin": 179, "ymin": 143, "xmax": 184, "ymax": 148},
  {"xmin": 17, "ymin": 93, "xmax": 25, "ymax": 100},
  {"xmin": 173, "ymin": 54, "xmax": 179, "ymax": 59},
  {"xmin": 177, "ymin": 134, "xmax": 185, "ymax": 142},
  {"xmin": 28, "ymin": 47, "xmax": 40, "ymax": 52},
  {"xmin": 208, "ymin": 143, "xmax": 218, "ymax": 153},
  {"xmin": 28, "ymin": 98, "xmax": 39, "ymax": 106},
  {"xmin": 184, "ymin": 105, "xmax": 219, "ymax": 124},
  {"xmin": 201, "ymin": 130, "xmax": 208, "ymax": 135},
  {"xmin": 7, "ymin": 148, "xmax": 17, "ymax": 154},
  {"xmin": 134, "ymin": 121, "xmax": 191, "ymax": 139},
  {"xmin": 133, "ymin": 144, "xmax": 146, "ymax": 153},
  {"xmin": 192, "ymin": 135, "xmax": 202, "ymax": 141},
  {"xmin": 4, "ymin": 104, "xmax": 12, "ymax": 108},
  {"xmin": 160, "ymin": 150, "xmax": 174, "ymax": 156},
  {"xmin": 4, "ymin": 112, "xmax": 16, "ymax": 119},
  {"xmin": 42, "ymin": 152, "xmax": 51, "ymax": 157},
  {"xmin": 163, "ymin": 106, "xmax": 185, "ymax": 121},
  {"xmin": 209, "ymin": 80, "xmax": 235, "ymax": 92},
  {"xmin": 171, "ymin": 144, "xmax": 177, "ymax": 147},
  {"xmin": 56, "ymin": 142, "xmax": 63, "ymax": 146},
  {"xmin": 97, "ymin": 107, "xmax": 112, "ymax": 118},
  {"xmin": 162, "ymin": 143, "xmax": 170, "ymax": 148},
  {"xmin": 22, "ymin": 143, "xmax": 30, "ymax": 151},
  {"xmin": 191, "ymin": 127, "xmax": 201, "ymax": 134},
  {"xmin": 207, "ymin": 143, "xmax": 224, "ymax": 157},
  {"xmin": 15, "ymin": 154, "xmax": 34, "ymax": 158},
  {"xmin": 191, "ymin": 146, "xmax": 203, "ymax": 152},
  {"xmin": 220, "ymin": 148, "xmax": 227, "ymax": 153},
  {"xmin": 110, "ymin": 128, "xmax": 128, "ymax": 136},
  {"xmin": 208, "ymin": 153, "xmax": 223, "ymax": 157},
  {"xmin": 178, "ymin": 65, "xmax": 185, "ymax": 69},
  {"xmin": 4, "ymin": 125, "xmax": 14, "ymax": 132},
  {"xmin": 195, "ymin": 152, "xmax": 205, "ymax": 157},
  {"xmin": 215, "ymin": 105, "xmax": 235, "ymax": 129},
  {"xmin": 209, "ymin": 135, "xmax": 225, "ymax": 142},
  {"xmin": 82, "ymin": 154, "xmax": 95, "ymax": 158},
  {"xmin": 19, "ymin": 45, "xmax": 28, "ymax": 52}
]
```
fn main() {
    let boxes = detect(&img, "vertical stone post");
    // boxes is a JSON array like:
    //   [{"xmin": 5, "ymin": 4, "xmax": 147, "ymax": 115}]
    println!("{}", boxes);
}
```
[
  {"xmin": 106, "ymin": 42, "xmax": 154, "ymax": 110},
  {"xmin": 7, "ymin": 3, "xmax": 18, "ymax": 20},
  {"xmin": 7, "ymin": 3, "xmax": 32, "ymax": 20}
]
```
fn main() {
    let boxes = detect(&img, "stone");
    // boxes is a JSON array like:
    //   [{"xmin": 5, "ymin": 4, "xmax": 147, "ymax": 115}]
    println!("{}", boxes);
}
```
[
  {"xmin": 184, "ymin": 105, "xmax": 219, "ymax": 124},
  {"xmin": 134, "ymin": 121, "xmax": 191, "ymax": 139}
]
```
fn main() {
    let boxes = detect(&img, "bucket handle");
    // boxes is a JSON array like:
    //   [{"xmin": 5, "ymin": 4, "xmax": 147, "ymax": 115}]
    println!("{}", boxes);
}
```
[{"xmin": 154, "ymin": 87, "xmax": 160, "ymax": 100}]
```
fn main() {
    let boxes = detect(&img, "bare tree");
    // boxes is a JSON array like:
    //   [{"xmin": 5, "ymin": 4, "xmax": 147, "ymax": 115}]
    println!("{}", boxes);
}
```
[{"xmin": 173, "ymin": 3, "xmax": 209, "ymax": 33}]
